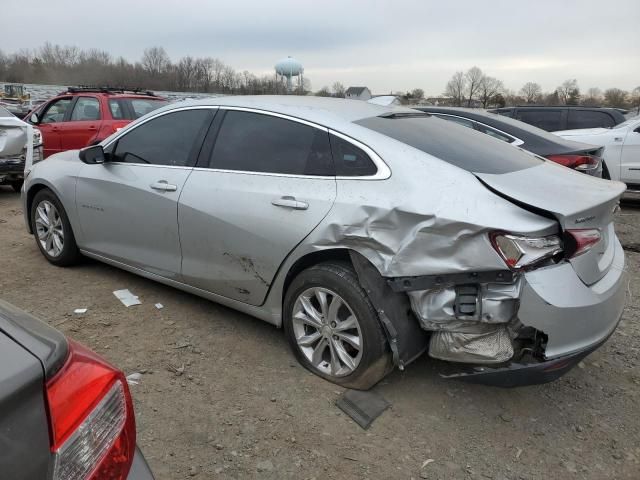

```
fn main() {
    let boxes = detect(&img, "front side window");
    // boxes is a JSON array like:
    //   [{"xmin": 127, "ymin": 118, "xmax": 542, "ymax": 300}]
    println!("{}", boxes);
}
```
[
  {"xmin": 516, "ymin": 110, "xmax": 562, "ymax": 131},
  {"xmin": 111, "ymin": 109, "xmax": 211, "ymax": 166},
  {"xmin": 40, "ymin": 98, "xmax": 73, "ymax": 124},
  {"xmin": 70, "ymin": 97, "xmax": 101, "ymax": 121},
  {"xmin": 209, "ymin": 111, "xmax": 333, "ymax": 176}
]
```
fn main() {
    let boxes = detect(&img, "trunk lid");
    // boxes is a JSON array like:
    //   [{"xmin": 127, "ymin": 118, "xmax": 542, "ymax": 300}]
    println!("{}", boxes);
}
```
[{"xmin": 476, "ymin": 161, "xmax": 626, "ymax": 285}]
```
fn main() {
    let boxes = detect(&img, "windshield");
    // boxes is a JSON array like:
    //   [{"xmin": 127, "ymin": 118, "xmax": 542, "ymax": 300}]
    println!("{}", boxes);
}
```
[
  {"xmin": 613, "ymin": 115, "xmax": 640, "ymax": 129},
  {"xmin": 356, "ymin": 115, "xmax": 543, "ymax": 174}
]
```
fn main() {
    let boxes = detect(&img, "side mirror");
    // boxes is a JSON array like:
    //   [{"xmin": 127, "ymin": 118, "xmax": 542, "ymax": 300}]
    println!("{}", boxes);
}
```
[
  {"xmin": 29, "ymin": 112, "xmax": 40, "ymax": 124},
  {"xmin": 79, "ymin": 145, "xmax": 106, "ymax": 164}
]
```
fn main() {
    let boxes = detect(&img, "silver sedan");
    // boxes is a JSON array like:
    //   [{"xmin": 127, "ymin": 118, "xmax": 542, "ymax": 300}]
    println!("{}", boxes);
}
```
[{"xmin": 22, "ymin": 96, "xmax": 627, "ymax": 389}]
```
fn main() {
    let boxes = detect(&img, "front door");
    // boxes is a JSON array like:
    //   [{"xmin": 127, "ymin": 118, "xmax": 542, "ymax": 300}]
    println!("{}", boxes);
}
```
[
  {"xmin": 37, "ymin": 97, "xmax": 73, "ymax": 157},
  {"xmin": 179, "ymin": 109, "xmax": 337, "ymax": 305},
  {"xmin": 75, "ymin": 108, "xmax": 213, "ymax": 278},
  {"xmin": 620, "ymin": 120, "xmax": 640, "ymax": 185},
  {"xmin": 59, "ymin": 96, "xmax": 103, "ymax": 150}
]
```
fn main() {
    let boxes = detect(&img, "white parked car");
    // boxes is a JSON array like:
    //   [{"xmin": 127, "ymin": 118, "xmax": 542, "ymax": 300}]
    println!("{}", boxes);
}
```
[{"xmin": 554, "ymin": 116, "xmax": 640, "ymax": 198}]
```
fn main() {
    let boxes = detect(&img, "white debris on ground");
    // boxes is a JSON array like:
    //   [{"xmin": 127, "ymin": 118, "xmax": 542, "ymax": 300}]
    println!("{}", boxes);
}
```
[
  {"xmin": 113, "ymin": 289, "xmax": 141, "ymax": 307},
  {"xmin": 126, "ymin": 372, "xmax": 143, "ymax": 385},
  {"xmin": 73, "ymin": 308, "xmax": 87, "ymax": 314},
  {"xmin": 155, "ymin": 303, "xmax": 164, "ymax": 309}
]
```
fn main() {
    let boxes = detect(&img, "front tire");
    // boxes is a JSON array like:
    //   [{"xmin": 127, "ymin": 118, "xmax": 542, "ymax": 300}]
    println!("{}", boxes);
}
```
[
  {"xmin": 31, "ymin": 189, "xmax": 81, "ymax": 266},
  {"xmin": 283, "ymin": 262, "xmax": 392, "ymax": 390}
]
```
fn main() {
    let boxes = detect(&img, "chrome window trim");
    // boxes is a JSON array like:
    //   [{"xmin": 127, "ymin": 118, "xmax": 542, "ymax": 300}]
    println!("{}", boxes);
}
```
[
  {"xmin": 102, "ymin": 104, "xmax": 391, "ymax": 180},
  {"xmin": 433, "ymin": 113, "xmax": 525, "ymax": 147}
]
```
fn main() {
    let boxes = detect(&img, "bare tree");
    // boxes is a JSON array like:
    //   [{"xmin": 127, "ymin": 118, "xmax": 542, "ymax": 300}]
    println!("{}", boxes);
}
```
[
  {"xmin": 315, "ymin": 86, "xmax": 332, "ymax": 97},
  {"xmin": 603, "ymin": 88, "xmax": 628, "ymax": 108},
  {"xmin": 141, "ymin": 47, "xmax": 170, "ymax": 77},
  {"xmin": 520, "ymin": 82, "xmax": 542, "ymax": 104},
  {"xmin": 478, "ymin": 76, "xmax": 503, "ymax": 108},
  {"xmin": 410, "ymin": 88, "xmax": 425, "ymax": 103},
  {"xmin": 582, "ymin": 87, "xmax": 603, "ymax": 106},
  {"xmin": 557, "ymin": 79, "xmax": 579, "ymax": 104},
  {"xmin": 332, "ymin": 82, "xmax": 345, "ymax": 98},
  {"xmin": 631, "ymin": 86, "xmax": 640, "ymax": 114},
  {"xmin": 464, "ymin": 66, "xmax": 484, "ymax": 107},
  {"xmin": 444, "ymin": 71, "xmax": 466, "ymax": 106}
]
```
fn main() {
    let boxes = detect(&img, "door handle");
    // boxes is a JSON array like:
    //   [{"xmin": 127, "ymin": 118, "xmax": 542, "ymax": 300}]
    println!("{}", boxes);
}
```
[
  {"xmin": 271, "ymin": 196, "xmax": 308, "ymax": 210},
  {"xmin": 150, "ymin": 181, "xmax": 178, "ymax": 192},
  {"xmin": 88, "ymin": 125, "xmax": 97, "ymax": 130}
]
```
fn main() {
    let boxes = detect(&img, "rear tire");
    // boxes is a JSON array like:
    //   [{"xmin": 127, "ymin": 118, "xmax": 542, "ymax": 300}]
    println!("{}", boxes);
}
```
[
  {"xmin": 283, "ymin": 262, "xmax": 392, "ymax": 390},
  {"xmin": 31, "ymin": 189, "xmax": 81, "ymax": 267}
]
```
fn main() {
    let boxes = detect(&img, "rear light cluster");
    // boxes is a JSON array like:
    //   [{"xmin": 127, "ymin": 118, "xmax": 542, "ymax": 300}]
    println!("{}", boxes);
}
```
[
  {"xmin": 46, "ymin": 340, "xmax": 135, "ymax": 480},
  {"xmin": 490, "ymin": 228, "xmax": 601, "ymax": 270},
  {"xmin": 546, "ymin": 154, "xmax": 600, "ymax": 172}
]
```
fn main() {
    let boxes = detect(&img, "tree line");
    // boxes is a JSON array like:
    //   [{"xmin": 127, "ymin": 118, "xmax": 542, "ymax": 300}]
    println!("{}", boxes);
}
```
[
  {"xmin": 444, "ymin": 66, "xmax": 640, "ymax": 110},
  {"xmin": 0, "ymin": 43, "xmax": 307, "ymax": 94}
]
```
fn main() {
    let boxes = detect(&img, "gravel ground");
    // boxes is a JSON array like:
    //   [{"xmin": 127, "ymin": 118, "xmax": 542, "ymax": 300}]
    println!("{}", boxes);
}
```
[{"xmin": 1, "ymin": 188, "xmax": 638, "ymax": 480}]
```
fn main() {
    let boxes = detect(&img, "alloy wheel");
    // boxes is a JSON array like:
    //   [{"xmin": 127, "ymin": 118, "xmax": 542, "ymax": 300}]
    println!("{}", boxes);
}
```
[
  {"xmin": 291, "ymin": 287, "xmax": 363, "ymax": 377},
  {"xmin": 35, "ymin": 200, "xmax": 64, "ymax": 257}
]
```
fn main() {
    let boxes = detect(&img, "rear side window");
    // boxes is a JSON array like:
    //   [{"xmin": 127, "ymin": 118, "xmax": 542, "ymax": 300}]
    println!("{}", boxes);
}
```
[
  {"xmin": 568, "ymin": 110, "xmax": 615, "ymax": 129},
  {"xmin": 111, "ymin": 109, "xmax": 211, "ymax": 166},
  {"xmin": 434, "ymin": 114, "xmax": 475, "ymax": 129},
  {"xmin": 356, "ymin": 115, "xmax": 542, "ymax": 174},
  {"xmin": 209, "ymin": 111, "xmax": 333, "ymax": 176},
  {"xmin": 330, "ymin": 134, "xmax": 377, "ymax": 176},
  {"xmin": 516, "ymin": 110, "xmax": 562, "ymax": 131},
  {"xmin": 473, "ymin": 123, "xmax": 515, "ymax": 143},
  {"xmin": 130, "ymin": 99, "xmax": 168, "ymax": 119},
  {"xmin": 70, "ymin": 97, "xmax": 100, "ymax": 121}
]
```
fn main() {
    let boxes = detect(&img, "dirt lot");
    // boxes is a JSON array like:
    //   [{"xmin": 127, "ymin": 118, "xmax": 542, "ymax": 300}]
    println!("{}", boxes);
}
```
[{"xmin": 1, "ymin": 188, "xmax": 639, "ymax": 480}]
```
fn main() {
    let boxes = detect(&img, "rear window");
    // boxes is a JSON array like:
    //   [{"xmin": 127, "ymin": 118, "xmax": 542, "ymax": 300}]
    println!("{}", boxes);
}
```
[
  {"xmin": 131, "ymin": 99, "xmax": 167, "ymax": 118},
  {"xmin": 355, "ymin": 115, "xmax": 542, "ymax": 174},
  {"xmin": 516, "ymin": 110, "xmax": 562, "ymax": 131},
  {"xmin": 567, "ymin": 110, "xmax": 615, "ymax": 129}
]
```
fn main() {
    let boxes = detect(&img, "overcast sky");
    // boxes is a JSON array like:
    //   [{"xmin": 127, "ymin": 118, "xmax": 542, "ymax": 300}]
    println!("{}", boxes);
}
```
[{"xmin": 3, "ymin": 0, "xmax": 639, "ymax": 94}]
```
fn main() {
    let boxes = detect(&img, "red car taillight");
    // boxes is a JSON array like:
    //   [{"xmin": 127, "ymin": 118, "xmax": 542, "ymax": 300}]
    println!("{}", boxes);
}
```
[
  {"xmin": 546, "ymin": 154, "xmax": 599, "ymax": 172},
  {"xmin": 564, "ymin": 228, "xmax": 601, "ymax": 258},
  {"xmin": 490, "ymin": 232, "xmax": 563, "ymax": 270},
  {"xmin": 46, "ymin": 340, "xmax": 135, "ymax": 480}
]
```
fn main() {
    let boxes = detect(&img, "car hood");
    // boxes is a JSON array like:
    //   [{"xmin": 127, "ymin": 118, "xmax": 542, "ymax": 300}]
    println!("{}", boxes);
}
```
[
  {"xmin": 476, "ymin": 161, "xmax": 626, "ymax": 285},
  {"xmin": 553, "ymin": 127, "xmax": 609, "ymax": 137}
]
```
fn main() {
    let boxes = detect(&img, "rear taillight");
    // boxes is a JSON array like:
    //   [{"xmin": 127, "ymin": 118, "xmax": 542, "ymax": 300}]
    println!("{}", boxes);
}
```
[
  {"xmin": 564, "ymin": 228, "xmax": 601, "ymax": 258},
  {"xmin": 546, "ymin": 154, "xmax": 600, "ymax": 172},
  {"xmin": 46, "ymin": 340, "xmax": 135, "ymax": 480},
  {"xmin": 490, "ymin": 232, "xmax": 563, "ymax": 270}
]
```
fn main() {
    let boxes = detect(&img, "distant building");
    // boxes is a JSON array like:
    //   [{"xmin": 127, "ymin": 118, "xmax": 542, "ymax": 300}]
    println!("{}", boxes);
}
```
[{"xmin": 345, "ymin": 87, "xmax": 372, "ymax": 101}]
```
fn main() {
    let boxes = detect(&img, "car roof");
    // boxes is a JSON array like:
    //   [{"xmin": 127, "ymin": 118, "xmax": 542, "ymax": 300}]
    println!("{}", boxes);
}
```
[{"xmin": 163, "ymin": 95, "xmax": 417, "ymax": 126}]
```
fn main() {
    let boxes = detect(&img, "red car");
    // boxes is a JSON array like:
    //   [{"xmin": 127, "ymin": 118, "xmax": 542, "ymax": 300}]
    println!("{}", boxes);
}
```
[{"xmin": 25, "ymin": 87, "xmax": 168, "ymax": 158}]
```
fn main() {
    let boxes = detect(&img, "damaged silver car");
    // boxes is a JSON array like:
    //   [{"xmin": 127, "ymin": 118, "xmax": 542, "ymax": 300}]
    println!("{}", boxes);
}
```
[
  {"xmin": 22, "ymin": 96, "xmax": 627, "ymax": 389},
  {"xmin": 1, "ymin": 105, "xmax": 43, "ymax": 192}
]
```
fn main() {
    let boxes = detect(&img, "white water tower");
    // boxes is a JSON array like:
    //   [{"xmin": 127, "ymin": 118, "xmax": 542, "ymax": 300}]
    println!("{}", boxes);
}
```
[{"xmin": 275, "ymin": 56, "xmax": 304, "ymax": 93}]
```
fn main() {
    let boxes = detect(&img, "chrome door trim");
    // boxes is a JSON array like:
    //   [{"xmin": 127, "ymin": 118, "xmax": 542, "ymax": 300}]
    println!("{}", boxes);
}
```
[{"xmin": 433, "ymin": 113, "xmax": 525, "ymax": 147}]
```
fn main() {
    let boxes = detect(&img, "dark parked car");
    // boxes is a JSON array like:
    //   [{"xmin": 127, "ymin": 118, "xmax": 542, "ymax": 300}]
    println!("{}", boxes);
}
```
[
  {"xmin": 0, "ymin": 299, "xmax": 154, "ymax": 480},
  {"xmin": 415, "ymin": 107, "xmax": 604, "ymax": 176},
  {"xmin": 489, "ymin": 106, "xmax": 626, "ymax": 132}
]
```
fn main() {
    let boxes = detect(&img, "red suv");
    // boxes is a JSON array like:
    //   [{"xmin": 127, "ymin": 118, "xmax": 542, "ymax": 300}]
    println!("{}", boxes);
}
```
[{"xmin": 25, "ymin": 87, "xmax": 168, "ymax": 158}]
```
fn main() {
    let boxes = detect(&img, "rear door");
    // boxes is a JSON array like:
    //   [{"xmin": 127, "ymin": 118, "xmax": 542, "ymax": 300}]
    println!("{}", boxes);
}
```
[
  {"xmin": 178, "ymin": 109, "xmax": 336, "ymax": 305},
  {"xmin": 515, "ymin": 109, "xmax": 565, "ymax": 132},
  {"xmin": 36, "ymin": 96, "xmax": 73, "ymax": 157},
  {"xmin": 59, "ymin": 96, "xmax": 103, "ymax": 150},
  {"xmin": 76, "ymin": 108, "xmax": 213, "ymax": 277}
]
